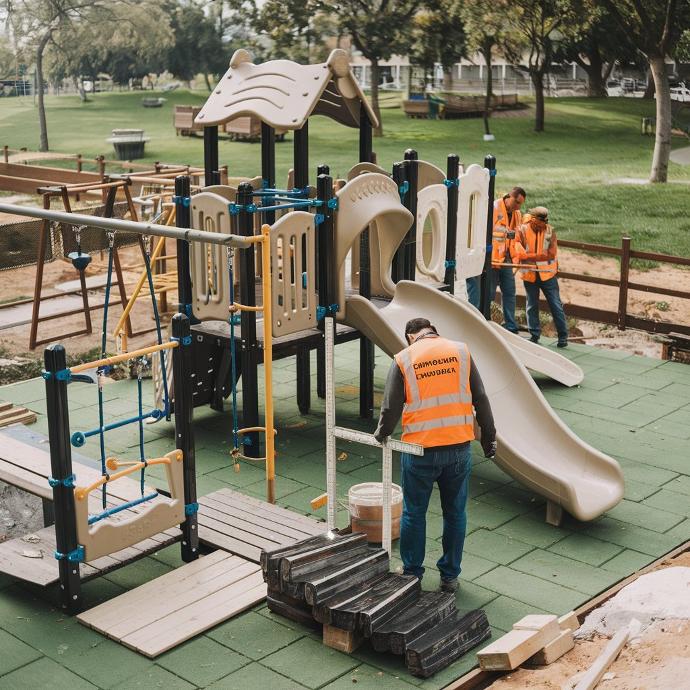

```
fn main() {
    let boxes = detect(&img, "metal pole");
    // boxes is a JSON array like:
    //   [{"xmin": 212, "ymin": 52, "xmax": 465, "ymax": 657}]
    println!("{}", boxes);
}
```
[
  {"xmin": 44, "ymin": 344, "xmax": 82, "ymax": 613},
  {"xmin": 238, "ymin": 182, "xmax": 260, "ymax": 457},
  {"xmin": 172, "ymin": 314, "xmax": 199, "ymax": 562},
  {"xmin": 293, "ymin": 121, "xmax": 309, "ymax": 190},
  {"xmin": 325, "ymin": 315, "xmax": 337, "ymax": 530},
  {"xmin": 175, "ymin": 176, "xmax": 193, "ymax": 317},
  {"xmin": 315, "ymin": 165, "xmax": 330, "ymax": 402},
  {"xmin": 261, "ymin": 122, "xmax": 276, "ymax": 225},
  {"xmin": 444, "ymin": 154, "xmax": 460, "ymax": 293},
  {"xmin": 391, "ymin": 162, "xmax": 407, "ymax": 284},
  {"xmin": 203, "ymin": 126, "xmax": 219, "ymax": 187},
  {"xmin": 403, "ymin": 149, "xmax": 418, "ymax": 281},
  {"xmin": 479, "ymin": 155, "xmax": 496, "ymax": 319}
]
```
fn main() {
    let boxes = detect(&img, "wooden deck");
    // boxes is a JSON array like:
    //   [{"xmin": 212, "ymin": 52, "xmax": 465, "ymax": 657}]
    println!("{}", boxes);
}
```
[
  {"xmin": 198, "ymin": 487, "xmax": 328, "ymax": 563},
  {"xmin": 77, "ymin": 550, "xmax": 266, "ymax": 657}
]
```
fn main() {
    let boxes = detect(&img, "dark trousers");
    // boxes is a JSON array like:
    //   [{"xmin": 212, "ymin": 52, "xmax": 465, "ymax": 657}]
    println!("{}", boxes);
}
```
[{"xmin": 524, "ymin": 275, "xmax": 568, "ymax": 341}]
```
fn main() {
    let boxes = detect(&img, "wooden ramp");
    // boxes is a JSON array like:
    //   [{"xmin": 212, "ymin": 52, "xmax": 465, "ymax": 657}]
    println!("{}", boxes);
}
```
[
  {"xmin": 77, "ymin": 550, "xmax": 266, "ymax": 657},
  {"xmin": 197, "ymin": 487, "xmax": 328, "ymax": 563}
]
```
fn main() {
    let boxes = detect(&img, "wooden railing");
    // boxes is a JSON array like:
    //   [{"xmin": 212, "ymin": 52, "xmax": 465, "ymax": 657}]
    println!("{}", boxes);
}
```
[{"xmin": 515, "ymin": 236, "xmax": 690, "ymax": 337}]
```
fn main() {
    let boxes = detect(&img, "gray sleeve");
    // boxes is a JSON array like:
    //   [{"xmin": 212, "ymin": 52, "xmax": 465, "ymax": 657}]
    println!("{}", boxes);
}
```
[
  {"xmin": 374, "ymin": 360, "xmax": 406, "ymax": 443},
  {"xmin": 470, "ymin": 358, "xmax": 496, "ymax": 441}
]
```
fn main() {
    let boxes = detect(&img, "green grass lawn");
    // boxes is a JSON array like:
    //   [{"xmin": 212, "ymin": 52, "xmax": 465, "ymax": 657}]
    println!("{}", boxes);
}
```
[{"xmin": 2, "ymin": 90, "xmax": 690, "ymax": 255}]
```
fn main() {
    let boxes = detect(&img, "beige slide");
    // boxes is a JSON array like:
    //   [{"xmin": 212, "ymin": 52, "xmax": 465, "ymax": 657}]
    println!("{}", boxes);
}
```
[{"xmin": 344, "ymin": 281, "xmax": 624, "ymax": 522}]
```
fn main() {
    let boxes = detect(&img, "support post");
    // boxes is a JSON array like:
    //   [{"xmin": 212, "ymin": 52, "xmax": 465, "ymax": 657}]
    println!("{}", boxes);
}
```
[
  {"xmin": 44, "ymin": 344, "xmax": 82, "ymax": 613},
  {"xmin": 172, "ymin": 314, "xmax": 199, "ymax": 562},
  {"xmin": 29, "ymin": 194, "xmax": 51, "ymax": 350},
  {"xmin": 238, "ymin": 182, "xmax": 260, "ymax": 456},
  {"xmin": 618, "ymin": 236, "xmax": 631, "ymax": 330},
  {"xmin": 444, "ymin": 154, "xmax": 460, "ymax": 293},
  {"xmin": 316, "ymin": 164, "xmax": 330, "ymax": 402},
  {"xmin": 479, "ymin": 155, "xmax": 496, "ymax": 320},
  {"xmin": 293, "ymin": 121, "xmax": 309, "ymax": 190},
  {"xmin": 325, "ymin": 316, "xmax": 337, "ymax": 531},
  {"xmin": 261, "ymin": 122, "xmax": 276, "ymax": 225},
  {"xmin": 203, "ymin": 126, "xmax": 219, "ymax": 187},
  {"xmin": 403, "ymin": 149, "xmax": 418, "ymax": 281},
  {"xmin": 174, "ymin": 176, "xmax": 193, "ymax": 317},
  {"xmin": 391, "ymin": 162, "xmax": 407, "ymax": 284}
]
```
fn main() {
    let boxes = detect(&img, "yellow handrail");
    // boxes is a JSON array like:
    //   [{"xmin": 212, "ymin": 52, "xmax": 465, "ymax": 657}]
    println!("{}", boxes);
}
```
[
  {"xmin": 73, "ymin": 451, "xmax": 182, "ymax": 501},
  {"xmin": 70, "ymin": 340, "xmax": 178, "ymax": 374}
]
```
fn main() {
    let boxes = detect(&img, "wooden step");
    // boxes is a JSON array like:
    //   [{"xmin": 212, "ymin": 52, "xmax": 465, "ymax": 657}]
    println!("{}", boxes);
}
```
[
  {"xmin": 266, "ymin": 587, "xmax": 321, "ymax": 630},
  {"xmin": 312, "ymin": 574, "xmax": 389, "ymax": 625},
  {"xmin": 281, "ymin": 533, "xmax": 369, "ymax": 582}
]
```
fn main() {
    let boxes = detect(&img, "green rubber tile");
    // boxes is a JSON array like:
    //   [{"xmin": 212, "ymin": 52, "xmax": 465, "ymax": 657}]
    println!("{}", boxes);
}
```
[
  {"xmin": 474, "ymin": 485, "xmax": 544, "ymax": 515},
  {"xmin": 569, "ymin": 400, "xmax": 659, "ymax": 429},
  {"xmin": 59, "ymin": 637, "xmax": 153, "ymax": 689},
  {"xmin": 157, "ymin": 636, "xmax": 248, "ymax": 686},
  {"xmin": 0, "ymin": 628, "xmax": 41, "ymax": 676},
  {"xmin": 103, "ymin": 555, "xmax": 173, "ymax": 591},
  {"xmin": 475, "ymin": 566, "xmax": 584, "ymax": 613},
  {"xmin": 261, "ymin": 637, "xmax": 359, "ymax": 689},
  {"xmin": 0, "ymin": 657, "xmax": 97, "ymax": 689},
  {"xmin": 548, "ymin": 533, "xmax": 623, "ymax": 567},
  {"xmin": 580, "ymin": 517, "xmax": 681, "ymax": 557},
  {"xmin": 209, "ymin": 662, "xmax": 306, "ymax": 689},
  {"xmin": 463, "ymin": 529, "xmax": 535, "ymax": 565},
  {"xmin": 450, "ymin": 580, "xmax": 499, "ymax": 613},
  {"xmin": 494, "ymin": 513, "xmax": 572, "ymax": 549},
  {"xmin": 615, "ymin": 458, "xmax": 678, "ymax": 488},
  {"xmin": 600, "ymin": 549, "xmax": 653, "ymax": 576},
  {"xmin": 481, "ymin": 595, "xmax": 550, "ymax": 633},
  {"xmin": 470, "ymin": 461, "xmax": 513, "ymax": 485},
  {"xmin": 623, "ymin": 479, "xmax": 662, "ymax": 502},
  {"xmin": 78, "ymin": 577, "xmax": 128, "ymax": 610},
  {"xmin": 576, "ymin": 371, "xmax": 622, "ymax": 391},
  {"xmin": 510, "ymin": 549, "xmax": 614, "ymax": 596},
  {"xmin": 459, "ymin": 554, "xmax": 499, "ymax": 581},
  {"xmin": 465, "ymin": 499, "xmax": 523, "ymax": 531},
  {"xmin": 664, "ymin": 519, "xmax": 690, "ymax": 542},
  {"xmin": 349, "ymin": 645, "xmax": 414, "ymax": 684},
  {"xmin": 642, "ymin": 489, "xmax": 690, "ymax": 519},
  {"xmin": 607, "ymin": 498, "xmax": 684, "ymax": 533},
  {"xmin": 110, "ymin": 665, "xmax": 195, "ymax": 689},
  {"xmin": 322, "ymin": 663, "xmax": 418, "ymax": 689},
  {"xmin": 468, "ymin": 477, "xmax": 502, "ymax": 500},
  {"xmin": 647, "ymin": 418, "xmax": 690, "ymax": 440},
  {"xmin": 568, "ymin": 382, "xmax": 649, "ymax": 409},
  {"xmin": 243, "ymin": 475, "xmax": 308, "ymax": 501},
  {"xmin": 207, "ymin": 611, "xmax": 306, "ymax": 660}
]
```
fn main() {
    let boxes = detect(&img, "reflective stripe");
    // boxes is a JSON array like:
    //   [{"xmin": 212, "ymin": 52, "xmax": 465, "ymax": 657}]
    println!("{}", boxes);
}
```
[
  {"xmin": 403, "ymin": 415, "xmax": 474, "ymax": 433},
  {"xmin": 405, "ymin": 391, "xmax": 471, "ymax": 412},
  {"xmin": 397, "ymin": 349, "xmax": 420, "ymax": 402}
]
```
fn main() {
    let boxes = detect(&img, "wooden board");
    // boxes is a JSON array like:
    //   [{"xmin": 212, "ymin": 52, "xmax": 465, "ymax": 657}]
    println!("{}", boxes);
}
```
[
  {"xmin": 0, "ymin": 411, "xmax": 37, "ymax": 427},
  {"xmin": 323, "ymin": 624, "xmax": 363, "ymax": 653},
  {"xmin": 78, "ymin": 551, "xmax": 266, "ymax": 657},
  {"xmin": 526, "ymin": 628, "xmax": 574, "ymax": 666},
  {"xmin": 197, "ymin": 487, "xmax": 328, "ymax": 563}
]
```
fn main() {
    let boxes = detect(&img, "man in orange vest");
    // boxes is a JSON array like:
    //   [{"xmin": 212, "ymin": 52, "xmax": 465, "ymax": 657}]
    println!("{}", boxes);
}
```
[
  {"xmin": 516, "ymin": 207, "xmax": 568, "ymax": 347},
  {"xmin": 374, "ymin": 318, "xmax": 496, "ymax": 593}
]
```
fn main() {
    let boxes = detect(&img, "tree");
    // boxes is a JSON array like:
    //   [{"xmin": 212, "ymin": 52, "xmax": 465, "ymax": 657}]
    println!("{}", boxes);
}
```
[
  {"xmin": 460, "ymin": 0, "xmax": 512, "ymax": 136},
  {"xmin": 324, "ymin": 0, "xmax": 422, "ymax": 136},
  {"xmin": 603, "ymin": 0, "xmax": 690, "ymax": 182}
]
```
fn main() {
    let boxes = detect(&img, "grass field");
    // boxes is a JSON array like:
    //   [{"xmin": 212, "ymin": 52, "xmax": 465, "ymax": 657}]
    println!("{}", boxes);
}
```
[{"xmin": 2, "ymin": 90, "xmax": 690, "ymax": 255}]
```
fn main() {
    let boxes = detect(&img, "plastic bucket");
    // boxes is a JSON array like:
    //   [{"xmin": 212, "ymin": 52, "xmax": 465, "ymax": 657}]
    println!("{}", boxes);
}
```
[{"xmin": 348, "ymin": 482, "xmax": 402, "ymax": 544}]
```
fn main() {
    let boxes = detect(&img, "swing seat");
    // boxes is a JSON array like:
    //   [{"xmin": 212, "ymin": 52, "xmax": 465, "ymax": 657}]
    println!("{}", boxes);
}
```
[{"xmin": 68, "ymin": 251, "xmax": 92, "ymax": 272}]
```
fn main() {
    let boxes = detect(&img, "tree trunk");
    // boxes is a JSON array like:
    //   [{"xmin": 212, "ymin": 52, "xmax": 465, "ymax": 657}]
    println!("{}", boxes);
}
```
[
  {"xmin": 442, "ymin": 68, "xmax": 453, "ymax": 91},
  {"xmin": 203, "ymin": 72, "xmax": 212, "ymax": 91},
  {"xmin": 370, "ymin": 58, "xmax": 383, "ymax": 137},
  {"xmin": 649, "ymin": 55, "xmax": 671, "ymax": 183},
  {"xmin": 643, "ymin": 71, "xmax": 655, "ymax": 99},
  {"xmin": 483, "ymin": 42, "xmax": 493, "ymax": 135},
  {"xmin": 36, "ymin": 32, "xmax": 52, "ymax": 152},
  {"xmin": 582, "ymin": 53, "xmax": 607, "ymax": 97},
  {"xmin": 532, "ymin": 71, "xmax": 545, "ymax": 132}
]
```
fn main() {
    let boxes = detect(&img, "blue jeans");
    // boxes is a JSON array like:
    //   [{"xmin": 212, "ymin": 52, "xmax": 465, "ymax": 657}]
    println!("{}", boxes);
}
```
[
  {"xmin": 491, "ymin": 267, "xmax": 518, "ymax": 333},
  {"xmin": 400, "ymin": 444, "xmax": 472, "ymax": 581},
  {"xmin": 524, "ymin": 275, "xmax": 568, "ymax": 341},
  {"xmin": 466, "ymin": 277, "xmax": 480, "ymax": 309}
]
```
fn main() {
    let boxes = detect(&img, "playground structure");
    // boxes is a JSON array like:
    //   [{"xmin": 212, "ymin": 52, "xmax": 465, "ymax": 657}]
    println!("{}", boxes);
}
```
[{"xmin": 0, "ymin": 48, "xmax": 627, "ymax": 670}]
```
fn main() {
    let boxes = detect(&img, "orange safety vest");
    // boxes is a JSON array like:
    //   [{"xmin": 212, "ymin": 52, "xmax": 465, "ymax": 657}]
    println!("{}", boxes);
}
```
[
  {"xmin": 491, "ymin": 197, "xmax": 523, "ymax": 268},
  {"xmin": 394, "ymin": 336, "xmax": 474, "ymax": 448},
  {"xmin": 518, "ymin": 217, "xmax": 558, "ymax": 282}
]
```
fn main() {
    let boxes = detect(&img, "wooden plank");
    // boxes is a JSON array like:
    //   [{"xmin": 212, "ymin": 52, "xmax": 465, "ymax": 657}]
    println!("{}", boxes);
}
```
[
  {"xmin": 559, "ymin": 611, "xmax": 580, "ymax": 633},
  {"xmin": 0, "ymin": 459, "xmax": 51, "ymax": 499},
  {"xmin": 477, "ymin": 624, "xmax": 560, "ymax": 672},
  {"xmin": 198, "ymin": 524, "xmax": 262, "ymax": 562},
  {"xmin": 526, "ymin": 629, "xmax": 574, "ymax": 666},
  {"xmin": 0, "ymin": 402, "xmax": 14, "ymax": 412},
  {"xmin": 0, "ymin": 412, "xmax": 37, "ymax": 427},
  {"xmin": 198, "ymin": 511, "xmax": 287, "ymax": 551},
  {"xmin": 513, "ymin": 615, "xmax": 560, "ymax": 638},
  {"xmin": 0, "ymin": 407, "xmax": 30, "ymax": 421},
  {"xmin": 572, "ymin": 627, "xmax": 630, "ymax": 690},
  {"xmin": 323, "ymin": 624, "xmax": 362, "ymax": 653}
]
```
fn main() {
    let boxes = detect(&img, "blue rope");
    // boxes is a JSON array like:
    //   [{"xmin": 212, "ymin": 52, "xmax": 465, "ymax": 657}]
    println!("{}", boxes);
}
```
[
  {"xmin": 88, "ymin": 491, "xmax": 159, "ymax": 525},
  {"xmin": 228, "ymin": 250, "xmax": 239, "ymax": 451},
  {"xmin": 137, "ymin": 373, "xmax": 146, "ymax": 495}
]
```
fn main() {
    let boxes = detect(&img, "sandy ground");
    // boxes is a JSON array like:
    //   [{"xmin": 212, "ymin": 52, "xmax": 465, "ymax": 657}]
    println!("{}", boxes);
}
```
[{"xmin": 488, "ymin": 552, "xmax": 690, "ymax": 690}]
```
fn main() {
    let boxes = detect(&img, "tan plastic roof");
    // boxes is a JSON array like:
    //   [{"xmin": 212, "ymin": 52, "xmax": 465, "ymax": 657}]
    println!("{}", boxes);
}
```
[{"xmin": 194, "ymin": 49, "xmax": 378, "ymax": 131}]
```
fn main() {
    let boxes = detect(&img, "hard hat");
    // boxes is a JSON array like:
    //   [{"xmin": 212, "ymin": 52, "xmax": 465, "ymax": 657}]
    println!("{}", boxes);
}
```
[{"xmin": 529, "ymin": 206, "xmax": 549, "ymax": 221}]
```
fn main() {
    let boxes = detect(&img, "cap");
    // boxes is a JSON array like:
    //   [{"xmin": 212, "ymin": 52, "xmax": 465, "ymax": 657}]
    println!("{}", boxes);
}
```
[{"xmin": 530, "ymin": 206, "xmax": 549, "ymax": 221}]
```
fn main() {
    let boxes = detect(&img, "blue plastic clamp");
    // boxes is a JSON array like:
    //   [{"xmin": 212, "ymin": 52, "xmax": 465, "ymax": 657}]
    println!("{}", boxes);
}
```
[
  {"xmin": 43, "ymin": 369, "xmax": 72, "ymax": 382},
  {"xmin": 314, "ymin": 213, "xmax": 325, "ymax": 226},
  {"xmin": 445, "ymin": 259, "xmax": 457, "ymax": 269},
  {"xmin": 48, "ymin": 474, "xmax": 76, "ymax": 489},
  {"xmin": 71, "ymin": 431, "xmax": 86, "ymax": 447},
  {"xmin": 316, "ymin": 305, "xmax": 326, "ymax": 321},
  {"xmin": 229, "ymin": 203, "xmax": 240, "ymax": 216},
  {"xmin": 443, "ymin": 178, "xmax": 459, "ymax": 188},
  {"xmin": 184, "ymin": 502, "xmax": 199, "ymax": 516},
  {"xmin": 54, "ymin": 545, "xmax": 85, "ymax": 562},
  {"xmin": 230, "ymin": 314, "xmax": 242, "ymax": 326},
  {"xmin": 398, "ymin": 180, "xmax": 410, "ymax": 200},
  {"xmin": 172, "ymin": 195, "xmax": 191, "ymax": 207},
  {"xmin": 486, "ymin": 245, "xmax": 493, "ymax": 253},
  {"xmin": 327, "ymin": 198, "xmax": 339, "ymax": 210},
  {"xmin": 489, "ymin": 169, "xmax": 497, "ymax": 177}
]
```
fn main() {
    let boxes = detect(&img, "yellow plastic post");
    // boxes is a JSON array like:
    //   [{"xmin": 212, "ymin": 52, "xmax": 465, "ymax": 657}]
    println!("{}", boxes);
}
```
[{"xmin": 261, "ymin": 223, "xmax": 276, "ymax": 504}]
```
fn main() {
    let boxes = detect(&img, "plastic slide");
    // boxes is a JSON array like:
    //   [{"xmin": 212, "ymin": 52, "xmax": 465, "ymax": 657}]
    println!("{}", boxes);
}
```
[{"xmin": 344, "ymin": 281, "xmax": 624, "ymax": 522}]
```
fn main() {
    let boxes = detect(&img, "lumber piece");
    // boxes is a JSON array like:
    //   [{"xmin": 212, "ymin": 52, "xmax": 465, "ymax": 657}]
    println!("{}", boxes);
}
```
[
  {"xmin": 326, "ymin": 574, "xmax": 420, "ymax": 634},
  {"xmin": 526, "ymin": 628, "xmax": 575, "ymax": 666},
  {"xmin": 302, "ymin": 549, "xmax": 389, "ymax": 606},
  {"xmin": 513, "ymin": 614, "xmax": 560, "ymax": 638},
  {"xmin": 406, "ymin": 609, "xmax": 491, "ymax": 678},
  {"xmin": 0, "ymin": 411, "xmax": 37, "ymax": 428},
  {"xmin": 312, "ymin": 574, "xmax": 389, "ymax": 625},
  {"xmin": 323, "ymin": 624, "xmax": 363, "ymax": 653},
  {"xmin": 559, "ymin": 611, "xmax": 580, "ymax": 633},
  {"xmin": 572, "ymin": 626, "xmax": 631, "ymax": 690},
  {"xmin": 266, "ymin": 588, "xmax": 321, "ymax": 629},
  {"xmin": 371, "ymin": 591, "xmax": 456, "ymax": 654},
  {"xmin": 260, "ymin": 531, "xmax": 339, "ymax": 577},
  {"xmin": 280, "ymin": 533, "xmax": 369, "ymax": 582}
]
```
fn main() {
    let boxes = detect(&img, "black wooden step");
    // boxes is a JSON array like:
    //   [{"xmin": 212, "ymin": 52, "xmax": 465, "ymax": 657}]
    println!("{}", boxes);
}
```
[
  {"xmin": 328, "ymin": 574, "xmax": 421, "ymax": 636},
  {"xmin": 282, "ymin": 535, "xmax": 370, "ymax": 583},
  {"xmin": 312, "ymin": 574, "xmax": 389, "ymax": 625},
  {"xmin": 371, "ymin": 591, "xmax": 456, "ymax": 654},
  {"xmin": 261, "ymin": 532, "xmax": 339, "ymax": 579},
  {"xmin": 405, "ymin": 609, "xmax": 491, "ymax": 678},
  {"xmin": 266, "ymin": 588, "xmax": 322, "ymax": 630}
]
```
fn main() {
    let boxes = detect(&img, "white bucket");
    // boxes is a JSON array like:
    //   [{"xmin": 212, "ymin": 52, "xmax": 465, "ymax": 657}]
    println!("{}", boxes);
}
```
[{"xmin": 348, "ymin": 482, "xmax": 403, "ymax": 543}]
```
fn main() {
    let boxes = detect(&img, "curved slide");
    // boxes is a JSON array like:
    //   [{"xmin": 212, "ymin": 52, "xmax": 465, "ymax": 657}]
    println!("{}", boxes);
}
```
[{"xmin": 344, "ymin": 281, "xmax": 624, "ymax": 522}]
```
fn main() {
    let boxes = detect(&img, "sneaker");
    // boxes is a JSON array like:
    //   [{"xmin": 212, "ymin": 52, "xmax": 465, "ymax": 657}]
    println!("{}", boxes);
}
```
[
  {"xmin": 557, "ymin": 339, "xmax": 568, "ymax": 348},
  {"xmin": 529, "ymin": 335, "xmax": 540, "ymax": 344},
  {"xmin": 439, "ymin": 578, "xmax": 458, "ymax": 593}
]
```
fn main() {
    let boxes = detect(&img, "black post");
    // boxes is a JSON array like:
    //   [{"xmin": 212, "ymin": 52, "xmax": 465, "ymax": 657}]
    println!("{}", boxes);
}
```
[
  {"xmin": 203, "ymin": 126, "xmax": 219, "ymax": 187},
  {"xmin": 237, "ymin": 182, "xmax": 260, "ymax": 456},
  {"xmin": 209, "ymin": 170, "xmax": 221, "ymax": 186},
  {"xmin": 479, "ymin": 155, "xmax": 496, "ymax": 320},
  {"xmin": 315, "ymin": 164, "xmax": 330, "ymax": 401},
  {"xmin": 175, "ymin": 175, "xmax": 193, "ymax": 318},
  {"xmin": 172, "ymin": 314, "xmax": 199, "ymax": 562},
  {"xmin": 391, "ymin": 162, "xmax": 407, "ymax": 284},
  {"xmin": 45, "ymin": 344, "xmax": 82, "ymax": 613},
  {"xmin": 403, "ymin": 149, "xmax": 418, "ymax": 281},
  {"xmin": 261, "ymin": 122, "xmax": 276, "ymax": 225},
  {"xmin": 359, "ymin": 105, "xmax": 373, "ymax": 163},
  {"xmin": 444, "ymin": 154, "xmax": 460, "ymax": 293},
  {"xmin": 293, "ymin": 121, "xmax": 309, "ymax": 190}
]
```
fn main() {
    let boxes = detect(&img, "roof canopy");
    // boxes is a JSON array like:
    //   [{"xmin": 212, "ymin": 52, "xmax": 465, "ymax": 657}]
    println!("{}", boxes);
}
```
[{"xmin": 194, "ymin": 49, "xmax": 379, "ymax": 131}]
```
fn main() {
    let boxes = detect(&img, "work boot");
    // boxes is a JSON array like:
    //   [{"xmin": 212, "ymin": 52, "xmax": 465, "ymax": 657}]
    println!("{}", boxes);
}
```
[
  {"xmin": 557, "ymin": 339, "xmax": 568, "ymax": 348},
  {"xmin": 439, "ymin": 578, "xmax": 458, "ymax": 593},
  {"xmin": 529, "ymin": 334, "xmax": 540, "ymax": 344}
]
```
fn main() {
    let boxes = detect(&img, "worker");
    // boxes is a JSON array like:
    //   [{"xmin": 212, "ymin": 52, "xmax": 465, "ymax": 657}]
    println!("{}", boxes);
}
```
[
  {"xmin": 490, "ymin": 186, "xmax": 526, "ymax": 331},
  {"xmin": 374, "ymin": 318, "xmax": 496, "ymax": 593},
  {"xmin": 516, "ymin": 206, "xmax": 568, "ymax": 347}
]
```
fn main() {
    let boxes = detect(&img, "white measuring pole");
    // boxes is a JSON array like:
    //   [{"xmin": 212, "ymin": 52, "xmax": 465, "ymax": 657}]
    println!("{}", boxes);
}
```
[{"xmin": 325, "ymin": 316, "xmax": 337, "ymax": 530}]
